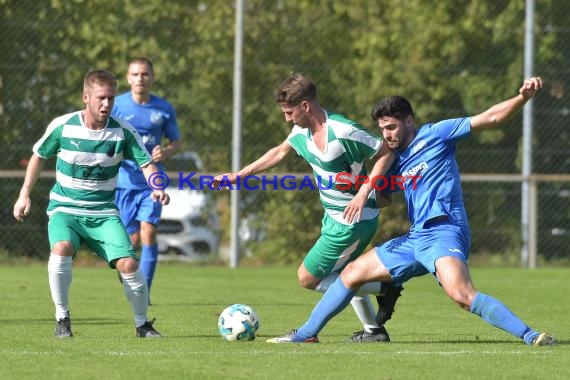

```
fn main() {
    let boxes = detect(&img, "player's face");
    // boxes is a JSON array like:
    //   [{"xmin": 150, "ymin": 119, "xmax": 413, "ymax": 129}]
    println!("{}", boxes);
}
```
[
  {"xmin": 83, "ymin": 83, "xmax": 116, "ymax": 129},
  {"xmin": 280, "ymin": 101, "xmax": 310, "ymax": 128},
  {"xmin": 127, "ymin": 62, "xmax": 154, "ymax": 95},
  {"xmin": 377, "ymin": 115, "xmax": 412, "ymax": 151}
]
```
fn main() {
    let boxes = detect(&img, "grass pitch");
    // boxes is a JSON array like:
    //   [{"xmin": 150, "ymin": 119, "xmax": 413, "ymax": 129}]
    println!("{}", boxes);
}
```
[{"xmin": 0, "ymin": 263, "xmax": 568, "ymax": 380}]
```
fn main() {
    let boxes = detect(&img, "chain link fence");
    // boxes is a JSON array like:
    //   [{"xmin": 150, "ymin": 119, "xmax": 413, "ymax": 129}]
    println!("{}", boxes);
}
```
[{"xmin": 1, "ymin": 0, "xmax": 569, "ymax": 265}]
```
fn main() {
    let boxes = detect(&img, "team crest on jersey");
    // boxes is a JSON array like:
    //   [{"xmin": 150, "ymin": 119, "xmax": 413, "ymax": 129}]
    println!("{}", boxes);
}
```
[
  {"xmin": 105, "ymin": 142, "xmax": 117, "ymax": 157},
  {"xmin": 412, "ymin": 140, "xmax": 427, "ymax": 153},
  {"xmin": 150, "ymin": 111, "xmax": 164, "ymax": 125}
]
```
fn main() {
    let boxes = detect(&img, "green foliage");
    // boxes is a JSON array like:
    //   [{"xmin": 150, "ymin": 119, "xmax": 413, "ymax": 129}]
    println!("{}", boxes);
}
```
[
  {"xmin": 0, "ymin": 264, "xmax": 569, "ymax": 380},
  {"xmin": 2, "ymin": 1, "xmax": 569, "ymax": 262}
]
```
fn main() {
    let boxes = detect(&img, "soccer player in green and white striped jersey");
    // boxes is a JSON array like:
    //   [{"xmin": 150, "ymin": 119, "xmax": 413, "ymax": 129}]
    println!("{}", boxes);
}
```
[
  {"xmin": 13, "ymin": 69, "xmax": 169, "ymax": 339},
  {"xmin": 213, "ymin": 73, "xmax": 401, "ymax": 342}
]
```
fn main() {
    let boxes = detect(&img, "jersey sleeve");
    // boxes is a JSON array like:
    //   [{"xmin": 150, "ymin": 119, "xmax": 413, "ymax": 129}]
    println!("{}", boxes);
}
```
[
  {"xmin": 117, "ymin": 119, "xmax": 153, "ymax": 167},
  {"xmin": 430, "ymin": 117, "xmax": 472, "ymax": 142},
  {"xmin": 341, "ymin": 127, "xmax": 383, "ymax": 161},
  {"xmin": 163, "ymin": 103, "xmax": 181, "ymax": 141},
  {"xmin": 32, "ymin": 117, "xmax": 65, "ymax": 158}
]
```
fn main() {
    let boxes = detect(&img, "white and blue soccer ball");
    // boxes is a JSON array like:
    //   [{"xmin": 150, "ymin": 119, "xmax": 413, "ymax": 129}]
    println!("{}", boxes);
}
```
[{"xmin": 217, "ymin": 303, "xmax": 260, "ymax": 341}]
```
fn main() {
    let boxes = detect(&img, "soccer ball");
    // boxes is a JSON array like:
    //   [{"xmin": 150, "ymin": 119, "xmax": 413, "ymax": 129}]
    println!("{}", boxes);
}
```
[{"xmin": 217, "ymin": 303, "xmax": 260, "ymax": 341}]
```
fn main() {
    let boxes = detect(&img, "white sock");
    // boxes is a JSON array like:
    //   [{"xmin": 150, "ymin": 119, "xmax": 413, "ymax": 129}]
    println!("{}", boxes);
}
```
[
  {"xmin": 120, "ymin": 269, "xmax": 149, "ymax": 327},
  {"xmin": 355, "ymin": 281, "xmax": 382, "ymax": 296},
  {"xmin": 314, "ymin": 273, "xmax": 339, "ymax": 293},
  {"xmin": 350, "ymin": 295, "xmax": 379, "ymax": 331},
  {"xmin": 48, "ymin": 254, "xmax": 73, "ymax": 321},
  {"xmin": 315, "ymin": 273, "xmax": 379, "ymax": 331}
]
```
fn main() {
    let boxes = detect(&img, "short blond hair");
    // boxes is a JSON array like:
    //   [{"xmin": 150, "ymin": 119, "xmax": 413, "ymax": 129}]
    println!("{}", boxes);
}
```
[{"xmin": 83, "ymin": 69, "xmax": 117, "ymax": 91}]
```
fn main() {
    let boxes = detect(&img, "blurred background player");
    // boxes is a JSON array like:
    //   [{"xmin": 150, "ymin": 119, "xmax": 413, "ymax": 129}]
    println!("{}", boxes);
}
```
[{"xmin": 113, "ymin": 57, "xmax": 181, "ymax": 301}]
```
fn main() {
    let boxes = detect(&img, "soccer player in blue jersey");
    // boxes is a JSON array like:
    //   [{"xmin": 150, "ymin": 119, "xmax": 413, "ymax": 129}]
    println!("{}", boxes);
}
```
[
  {"xmin": 13, "ymin": 69, "xmax": 169, "ymax": 338},
  {"xmin": 113, "ymin": 57, "xmax": 181, "ymax": 299},
  {"xmin": 268, "ymin": 77, "xmax": 556, "ymax": 346},
  {"xmin": 214, "ymin": 73, "xmax": 400, "ymax": 342}
]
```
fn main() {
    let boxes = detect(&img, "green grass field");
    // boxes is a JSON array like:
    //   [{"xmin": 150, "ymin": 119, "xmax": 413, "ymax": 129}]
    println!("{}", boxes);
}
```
[{"xmin": 0, "ymin": 263, "xmax": 568, "ymax": 380}]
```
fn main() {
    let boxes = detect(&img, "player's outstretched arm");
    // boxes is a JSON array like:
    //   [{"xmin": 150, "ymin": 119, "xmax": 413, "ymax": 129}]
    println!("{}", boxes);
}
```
[
  {"xmin": 470, "ymin": 77, "xmax": 543, "ymax": 133},
  {"xmin": 212, "ymin": 140, "xmax": 292, "ymax": 188},
  {"xmin": 13, "ymin": 154, "xmax": 46, "ymax": 222}
]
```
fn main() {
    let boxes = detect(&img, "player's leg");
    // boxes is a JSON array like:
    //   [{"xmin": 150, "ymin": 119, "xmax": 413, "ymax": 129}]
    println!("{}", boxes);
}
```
[
  {"xmin": 436, "ymin": 256, "xmax": 554, "ymax": 345},
  {"xmin": 282, "ymin": 233, "xmax": 421, "ymax": 342},
  {"xmin": 422, "ymin": 223, "xmax": 555, "ymax": 346},
  {"xmin": 305, "ymin": 264, "xmax": 384, "ymax": 341},
  {"xmin": 136, "ymin": 193, "xmax": 162, "ymax": 294},
  {"xmin": 114, "ymin": 188, "xmax": 141, "ymax": 285},
  {"xmin": 86, "ymin": 216, "xmax": 160, "ymax": 338},
  {"xmin": 47, "ymin": 213, "xmax": 80, "ymax": 338},
  {"xmin": 301, "ymin": 216, "xmax": 387, "ymax": 340},
  {"xmin": 272, "ymin": 247, "xmax": 393, "ymax": 342}
]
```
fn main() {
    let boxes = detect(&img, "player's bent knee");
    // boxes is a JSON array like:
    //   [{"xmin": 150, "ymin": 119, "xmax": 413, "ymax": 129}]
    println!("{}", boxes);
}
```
[
  {"xmin": 51, "ymin": 241, "xmax": 75, "ymax": 256},
  {"xmin": 114, "ymin": 257, "xmax": 139, "ymax": 274},
  {"xmin": 340, "ymin": 263, "xmax": 366, "ymax": 289},
  {"xmin": 446, "ymin": 289, "xmax": 473, "ymax": 310}
]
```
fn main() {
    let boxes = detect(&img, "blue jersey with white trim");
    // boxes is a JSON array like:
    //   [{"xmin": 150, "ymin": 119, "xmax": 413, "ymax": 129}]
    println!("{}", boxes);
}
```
[
  {"xmin": 392, "ymin": 117, "xmax": 472, "ymax": 230},
  {"xmin": 112, "ymin": 92, "xmax": 180, "ymax": 189}
]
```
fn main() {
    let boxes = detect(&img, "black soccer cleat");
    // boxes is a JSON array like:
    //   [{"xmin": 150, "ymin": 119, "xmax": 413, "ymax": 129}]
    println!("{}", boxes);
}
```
[
  {"xmin": 349, "ymin": 326, "xmax": 390, "ymax": 342},
  {"xmin": 55, "ymin": 316, "xmax": 73, "ymax": 338},
  {"xmin": 376, "ymin": 283, "xmax": 403, "ymax": 326},
  {"xmin": 135, "ymin": 318, "xmax": 162, "ymax": 338}
]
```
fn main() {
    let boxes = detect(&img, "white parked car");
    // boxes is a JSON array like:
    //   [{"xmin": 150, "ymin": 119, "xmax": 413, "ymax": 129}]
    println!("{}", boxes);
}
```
[{"xmin": 156, "ymin": 151, "xmax": 221, "ymax": 261}]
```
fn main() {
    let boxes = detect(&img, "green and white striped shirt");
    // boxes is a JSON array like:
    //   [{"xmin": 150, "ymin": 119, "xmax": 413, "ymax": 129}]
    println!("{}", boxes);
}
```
[
  {"xmin": 33, "ymin": 111, "xmax": 152, "ymax": 217},
  {"xmin": 287, "ymin": 110, "xmax": 383, "ymax": 225}
]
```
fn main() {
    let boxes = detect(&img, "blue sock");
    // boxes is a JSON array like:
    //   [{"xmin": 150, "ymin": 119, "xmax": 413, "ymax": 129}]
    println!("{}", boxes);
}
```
[
  {"xmin": 139, "ymin": 244, "xmax": 159, "ymax": 291},
  {"xmin": 294, "ymin": 277, "xmax": 356, "ymax": 341},
  {"xmin": 470, "ymin": 292, "xmax": 538, "ymax": 344}
]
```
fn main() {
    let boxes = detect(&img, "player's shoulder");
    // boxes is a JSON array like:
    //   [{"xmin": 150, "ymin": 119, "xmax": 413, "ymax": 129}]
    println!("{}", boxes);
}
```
[
  {"xmin": 327, "ymin": 111, "xmax": 359, "ymax": 126},
  {"xmin": 149, "ymin": 94, "xmax": 174, "ymax": 109},
  {"xmin": 422, "ymin": 117, "xmax": 471, "ymax": 138},
  {"xmin": 51, "ymin": 111, "xmax": 81, "ymax": 126},
  {"xmin": 288, "ymin": 125, "xmax": 307, "ymax": 138},
  {"xmin": 109, "ymin": 115, "xmax": 137, "ymax": 134},
  {"xmin": 45, "ymin": 111, "xmax": 82, "ymax": 133},
  {"xmin": 327, "ymin": 111, "xmax": 378, "ymax": 139},
  {"xmin": 114, "ymin": 91, "xmax": 133, "ymax": 104}
]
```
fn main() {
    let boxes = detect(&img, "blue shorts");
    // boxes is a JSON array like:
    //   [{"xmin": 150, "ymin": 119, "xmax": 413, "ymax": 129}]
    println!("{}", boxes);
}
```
[
  {"xmin": 115, "ymin": 188, "xmax": 162, "ymax": 235},
  {"xmin": 375, "ymin": 220, "xmax": 471, "ymax": 285}
]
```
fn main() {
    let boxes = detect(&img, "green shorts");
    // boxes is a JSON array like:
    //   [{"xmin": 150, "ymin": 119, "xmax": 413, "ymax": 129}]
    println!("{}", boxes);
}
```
[
  {"xmin": 303, "ymin": 214, "xmax": 378, "ymax": 278},
  {"xmin": 48, "ymin": 212, "xmax": 136, "ymax": 268}
]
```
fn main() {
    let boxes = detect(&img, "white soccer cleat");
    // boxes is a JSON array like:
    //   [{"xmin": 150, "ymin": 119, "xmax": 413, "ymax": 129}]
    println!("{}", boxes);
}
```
[{"xmin": 532, "ymin": 333, "xmax": 556, "ymax": 346}]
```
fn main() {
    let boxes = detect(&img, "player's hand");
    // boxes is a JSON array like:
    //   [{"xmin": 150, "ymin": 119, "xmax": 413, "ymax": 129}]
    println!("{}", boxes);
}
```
[
  {"xmin": 13, "ymin": 196, "xmax": 31, "ymax": 222},
  {"xmin": 151, "ymin": 190, "xmax": 170, "ymax": 205},
  {"xmin": 343, "ymin": 192, "xmax": 368, "ymax": 224},
  {"xmin": 519, "ymin": 77, "xmax": 543, "ymax": 101},
  {"xmin": 212, "ymin": 173, "xmax": 238, "ymax": 190},
  {"xmin": 151, "ymin": 145, "xmax": 164, "ymax": 163}
]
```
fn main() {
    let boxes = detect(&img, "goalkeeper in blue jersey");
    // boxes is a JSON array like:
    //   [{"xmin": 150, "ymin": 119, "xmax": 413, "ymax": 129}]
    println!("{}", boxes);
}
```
[
  {"xmin": 13, "ymin": 69, "xmax": 169, "ymax": 339},
  {"xmin": 112, "ymin": 57, "xmax": 181, "ymax": 301},
  {"xmin": 269, "ymin": 77, "xmax": 556, "ymax": 346}
]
